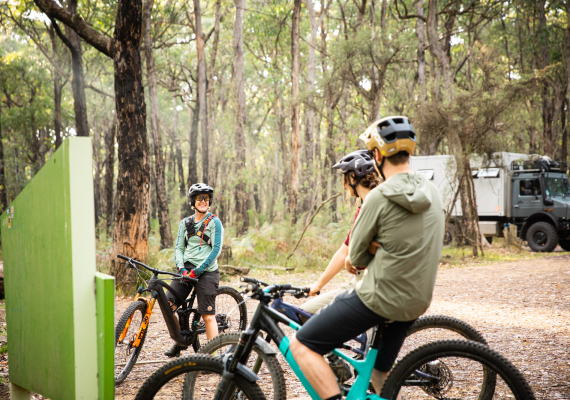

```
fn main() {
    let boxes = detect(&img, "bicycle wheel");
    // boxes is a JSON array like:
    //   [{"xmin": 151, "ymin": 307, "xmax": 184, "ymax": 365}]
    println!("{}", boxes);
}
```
[
  {"xmin": 215, "ymin": 286, "xmax": 247, "ymax": 334},
  {"xmin": 380, "ymin": 339, "xmax": 536, "ymax": 400},
  {"xmin": 195, "ymin": 333, "xmax": 286, "ymax": 400},
  {"xmin": 115, "ymin": 300, "xmax": 148, "ymax": 384},
  {"xmin": 134, "ymin": 354, "xmax": 266, "ymax": 400}
]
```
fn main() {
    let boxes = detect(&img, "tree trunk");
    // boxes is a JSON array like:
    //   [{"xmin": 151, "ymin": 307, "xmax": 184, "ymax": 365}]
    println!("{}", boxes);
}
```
[
  {"xmin": 109, "ymin": 0, "xmax": 151, "ymax": 291},
  {"xmin": 172, "ymin": 96, "xmax": 185, "ymax": 198},
  {"xmin": 427, "ymin": 0, "xmax": 453, "ymax": 101},
  {"xmin": 48, "ymin": 25, "xmax": 63, "ymax": 149},
  {"xmin": 233, "ymin": 0, "xmax": 249, "ymax": 236},
  {"xmin": 305, "ymin": 0, "xmax": 317, "ymax": 168},
  {"xmin": 416, "ymin": 1, "xmax": 427, "ymax": 103},
  {"xmin": 194, "ymin": 0, "xmax": 209, "ymax": 184},
  {"xmin": 65, "ymin": 0, "xmax": 89, "ymax": 137},
  {"xmin": 0, "ymin": 115, "xmax": 6, "ymax": 212},
  {"xmin": 104, "ymin": 115, "xmax": 116, "ymax": 236},
  {"xmin": 187, "ymin": 100, "xmax": 200, "ymax": 212},
  {"xmin": 93, "ymin": 123, "xmax": 102, "ymax": 229},
  {"xmin": 143, "ymin": 0, "xmax": 173, "ymax": 248},
  {"xmin": 289, "ymin": 0, "xmax": 301, "ymax": 223}
]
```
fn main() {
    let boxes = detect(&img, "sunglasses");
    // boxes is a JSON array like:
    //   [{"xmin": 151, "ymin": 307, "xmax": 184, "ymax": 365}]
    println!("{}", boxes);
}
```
[{"xmin": 196, "ymin": 195, "xmax": 210, "ymax": 203}]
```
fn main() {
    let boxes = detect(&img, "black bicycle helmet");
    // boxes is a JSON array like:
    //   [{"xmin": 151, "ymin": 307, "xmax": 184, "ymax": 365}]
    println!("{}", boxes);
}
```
[
  {"xmin": 333, "ymin": 150, "xmax": 377, "ymax": 198},
  {"xmin": 188, "ymin": 183, "xmax": 214, "ymax": 207},
  {"xmin": 333, "ymin": 150, "xmax": 376, "ymax": 178}
]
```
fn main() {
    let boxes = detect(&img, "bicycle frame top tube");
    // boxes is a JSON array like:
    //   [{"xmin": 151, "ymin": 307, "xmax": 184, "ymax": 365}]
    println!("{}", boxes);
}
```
[
  {"xmin": 117, "ymin": 254, "xmax": 193, "ymax": 280},
  {"xmin": 242, "ymin": 297, "xmax": 387, "ymax": 400}
]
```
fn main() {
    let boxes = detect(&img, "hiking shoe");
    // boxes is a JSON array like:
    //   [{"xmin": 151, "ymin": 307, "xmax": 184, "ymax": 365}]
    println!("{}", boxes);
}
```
[{"xmin": 164, "ymin": 343, "xmax": 188, "ymax": 358}]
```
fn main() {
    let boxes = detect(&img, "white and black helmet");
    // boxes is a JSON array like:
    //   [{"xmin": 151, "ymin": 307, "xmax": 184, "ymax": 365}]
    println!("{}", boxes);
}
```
[{"xmin": 188, "ymin": 183, "xmax": 214, "ymax": 207}]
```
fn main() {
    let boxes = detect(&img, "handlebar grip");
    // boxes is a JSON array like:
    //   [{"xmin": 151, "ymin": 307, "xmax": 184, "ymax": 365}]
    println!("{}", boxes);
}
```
[
  {"xmin": 117, "ymin": 254, "xmax": 130, "ymax": 261},
  {"xmin": 241, "ymin": 277, "xmax": 258, "ymax": 283},
  {"xmin": 182, "ymin": 276, "xmax": 199, "ymax": 284}
]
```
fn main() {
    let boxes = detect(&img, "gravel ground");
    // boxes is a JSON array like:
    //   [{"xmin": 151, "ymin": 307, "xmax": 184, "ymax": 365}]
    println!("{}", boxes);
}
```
[{"xmin": 0, "ymin": 254, "xmax": 569, "ymax": 399}]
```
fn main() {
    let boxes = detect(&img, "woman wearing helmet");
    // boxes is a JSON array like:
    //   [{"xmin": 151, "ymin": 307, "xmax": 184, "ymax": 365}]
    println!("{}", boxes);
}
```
[
  {"xmin": 165, "ymin": 183, "xmax": 224, "ymax": 357},
  {"xmin": 300, "ymin": 150, "xmax": 382, "ymax": 314},
  {"xmin": 291, "ymin": 116, "xmax": 444, "ymax": 400}
]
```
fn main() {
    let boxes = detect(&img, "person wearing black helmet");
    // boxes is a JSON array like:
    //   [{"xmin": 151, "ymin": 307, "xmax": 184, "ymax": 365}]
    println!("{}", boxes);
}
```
[
  {"xmin": 164, "ymin": 183, "xmax": 224, "ymax": 357},
  {"xmin": 300, "ymin": 150, "xmax": 382, "ymax": 314},
  {"xmin": 290, "ymin": 116, "xmax": 445, "ymax": 400}
]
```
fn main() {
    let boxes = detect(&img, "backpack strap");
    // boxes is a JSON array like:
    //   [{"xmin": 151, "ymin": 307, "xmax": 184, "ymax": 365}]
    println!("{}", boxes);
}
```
[
  {"xmin": 184, "ymin": 214, "xmax": 218, "ymax": 249},
  {"xmin": 197, "ymin": 214, "xmax": 217, "ymax": 248}
]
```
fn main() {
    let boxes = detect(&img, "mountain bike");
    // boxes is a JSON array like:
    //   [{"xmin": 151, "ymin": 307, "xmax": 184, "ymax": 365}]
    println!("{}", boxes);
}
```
[
  {"xmin": 197, "ymin": 277, "xmax": 493, "ymax": 400},
  {"xmin": 114, "ymin": 254, "xmax": 248, "ymax": 384},
  {"xmin": 133, "ymin": 279, "xmax": 536, "ymax": 400}
]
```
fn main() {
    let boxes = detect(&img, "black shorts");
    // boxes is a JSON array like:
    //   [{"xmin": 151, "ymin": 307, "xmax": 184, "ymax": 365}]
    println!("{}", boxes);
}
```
[
  {"xmin": 295, "ymin": 289, "xmax": 415, "ymax": 372},
  {"xmin": 166, "ymin": 264, "xmax": 219, "ymax": 315}
]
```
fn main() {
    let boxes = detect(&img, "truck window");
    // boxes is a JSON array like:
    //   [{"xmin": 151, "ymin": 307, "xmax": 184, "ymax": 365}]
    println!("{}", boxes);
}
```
[
  {"xmin": 478, "ymin": 168, "xmax": 500, "ymax": 178},
  {"xmin": 545, "ymin": 177, "xmax": 570, "ymax": 198},
  {"xmin": 519, "ymin": 179, "xmax": 541, "ymax": 196}
]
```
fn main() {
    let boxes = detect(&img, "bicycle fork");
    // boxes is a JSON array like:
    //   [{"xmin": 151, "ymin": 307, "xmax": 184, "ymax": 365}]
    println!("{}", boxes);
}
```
[{"xmin": 117, "ymin": 296, "xmax": 157, "ymax": 348}]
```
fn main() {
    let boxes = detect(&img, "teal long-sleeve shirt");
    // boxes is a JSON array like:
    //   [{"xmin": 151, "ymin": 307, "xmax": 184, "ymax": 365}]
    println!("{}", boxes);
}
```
[{"xmin": 174, "ymin": 212, "xmax": 224, "ymax": 275}]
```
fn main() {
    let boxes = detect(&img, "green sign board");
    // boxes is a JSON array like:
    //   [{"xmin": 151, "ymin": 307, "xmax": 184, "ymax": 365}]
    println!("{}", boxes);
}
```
[{"xmin": 0, "ymin": 137, "xmax": 114, "ymax": 399}]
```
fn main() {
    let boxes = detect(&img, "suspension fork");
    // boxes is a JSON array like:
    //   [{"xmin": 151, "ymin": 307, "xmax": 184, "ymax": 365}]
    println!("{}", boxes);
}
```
[{"xmin": 118, "ymin": 297, "xmax": 156, "ymax": 347}]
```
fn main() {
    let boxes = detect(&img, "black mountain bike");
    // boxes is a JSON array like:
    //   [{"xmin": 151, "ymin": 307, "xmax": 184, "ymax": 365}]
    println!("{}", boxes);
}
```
[
  {"xmin": 133, "ymin": 279, "xmax": 535, "ymax": 400},
  {"xmin": 114, "ymin": 254, "xmax": 248, "ymax": 384}
]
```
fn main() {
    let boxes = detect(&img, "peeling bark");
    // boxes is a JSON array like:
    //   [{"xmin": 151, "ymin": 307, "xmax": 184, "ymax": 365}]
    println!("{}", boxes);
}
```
[{"xmin": 109, "ymin": 0, "xmax": 151, "ymax": 289}]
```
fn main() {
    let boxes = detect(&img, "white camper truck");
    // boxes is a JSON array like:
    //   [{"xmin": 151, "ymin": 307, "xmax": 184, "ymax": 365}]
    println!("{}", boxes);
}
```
[{"xmin": 410, "ymin": 152, "xmax": 570, "ymax": 252}]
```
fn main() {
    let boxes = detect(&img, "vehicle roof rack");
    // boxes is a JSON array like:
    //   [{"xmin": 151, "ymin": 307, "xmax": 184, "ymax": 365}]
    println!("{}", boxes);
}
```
[{"xmin": 511, "ymin": 157, "xmax": 568, "ymax": 173}]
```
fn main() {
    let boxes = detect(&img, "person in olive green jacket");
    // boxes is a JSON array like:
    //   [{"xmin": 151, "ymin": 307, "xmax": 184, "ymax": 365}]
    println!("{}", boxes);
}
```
[{"xmin": 290, "ymin": 116, "xmax": 445, "ymax": 400}]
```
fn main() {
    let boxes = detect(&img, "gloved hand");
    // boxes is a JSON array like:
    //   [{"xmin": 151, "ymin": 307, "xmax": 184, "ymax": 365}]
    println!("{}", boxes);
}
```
[{"xmin": 182, "ymin": 268, "xmax": 198, "ymax": 279}]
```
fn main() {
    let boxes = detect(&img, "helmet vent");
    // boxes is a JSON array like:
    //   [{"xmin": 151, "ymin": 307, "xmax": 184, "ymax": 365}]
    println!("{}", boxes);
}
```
[
  {"xmin": 393, "ymin": 118, "xmax": 405, "ymax": 124},
  {"xmin": 378, "ymin": 121, "xmax": 391, "ymax": 130},
  {"xmin": 384, "ymin": 132, "xmax": 397, "ymax": 142}
]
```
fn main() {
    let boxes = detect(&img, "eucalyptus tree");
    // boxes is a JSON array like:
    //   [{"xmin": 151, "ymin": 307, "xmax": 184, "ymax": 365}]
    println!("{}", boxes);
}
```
[{"xmin": 33, "ymin": 0, "xmax": 151, "ymax": 289}]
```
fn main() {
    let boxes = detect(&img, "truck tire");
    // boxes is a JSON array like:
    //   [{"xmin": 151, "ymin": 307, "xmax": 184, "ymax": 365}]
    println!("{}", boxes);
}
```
[
  {"xmin": 559, "ymin": 239, "xmax": 570, "ymax": 252},
  {"xmin": 526, "ymin": 222, "xmax": 559, "ymax": 252}
]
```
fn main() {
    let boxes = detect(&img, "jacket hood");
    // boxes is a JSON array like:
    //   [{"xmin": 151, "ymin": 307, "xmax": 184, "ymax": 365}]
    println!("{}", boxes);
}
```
[{"xmin": 378, "ymin": 172, "xmax": 432, "ymax": 213}]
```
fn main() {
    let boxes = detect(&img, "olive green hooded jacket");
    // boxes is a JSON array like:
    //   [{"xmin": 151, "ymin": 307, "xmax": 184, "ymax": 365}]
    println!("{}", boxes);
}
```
[{"xmin": 349, "ymin": 172, "xmax": 445, "ymax": 321}]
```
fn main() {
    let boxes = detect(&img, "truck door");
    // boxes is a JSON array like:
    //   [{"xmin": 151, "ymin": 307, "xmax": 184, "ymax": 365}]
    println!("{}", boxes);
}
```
[{"xmin": 512, "ymin": 178, "xmax": 543, "ymax": 217}]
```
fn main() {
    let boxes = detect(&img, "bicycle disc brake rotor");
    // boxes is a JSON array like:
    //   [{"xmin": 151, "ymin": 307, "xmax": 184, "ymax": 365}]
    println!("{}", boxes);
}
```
[{"xmin": 419, "ymin": 360, "xmax": 453, "ymax": 398}]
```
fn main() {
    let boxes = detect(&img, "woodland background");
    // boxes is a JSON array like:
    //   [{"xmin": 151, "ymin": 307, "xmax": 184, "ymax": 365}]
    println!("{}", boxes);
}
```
[{"xmin": 1, "ymin": 0, "xmax": 569, "ymax": 289}]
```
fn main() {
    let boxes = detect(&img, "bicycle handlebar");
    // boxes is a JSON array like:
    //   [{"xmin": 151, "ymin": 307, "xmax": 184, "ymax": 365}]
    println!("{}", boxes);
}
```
[
  {"xmin": 117, "ymin": 254, "xmax": 198, "ymax": 284},
  {"xmin": 240, "ymin": 276, "xmax": 269, "ymax": 286}
]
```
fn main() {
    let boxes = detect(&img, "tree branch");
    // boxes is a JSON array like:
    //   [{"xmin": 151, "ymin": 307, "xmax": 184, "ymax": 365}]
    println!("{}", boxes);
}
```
[
  {"xmin": 33, "ymin": 0, "xmax": 115, "ymax": 58},
  {"xmin": 285, "ymin": 192, "xmax": 343, "ymax": 262}
]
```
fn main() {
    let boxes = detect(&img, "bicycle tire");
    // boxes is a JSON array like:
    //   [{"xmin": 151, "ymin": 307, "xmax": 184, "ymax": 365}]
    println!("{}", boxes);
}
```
[
  {"xmin": 196, "ymin": 333, "xmax": 286, "ymax": 400},
  {"xmin": 114, "ymin": 300, "xmax": 148, "ymax": 385},
  {"xmin": 134, "ymin": 354, "xmax": 266, "ymax": 400},
  {"xmin": 216, "ymin": 286, "xmax": 248, "ymax": 333},
  {"xmin": 380, "ymin": 339, "xmax": 536, "ymax": 400},
  {"xmin": 408, "ymin": 315, "xmax": 488, "ymax": 344}
]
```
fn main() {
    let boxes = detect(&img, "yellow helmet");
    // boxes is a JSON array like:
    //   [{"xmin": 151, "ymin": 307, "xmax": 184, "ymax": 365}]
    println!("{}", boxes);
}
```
[{"xmin": 359, "ymin": 116, "xmax": 417, "ymax": 157}]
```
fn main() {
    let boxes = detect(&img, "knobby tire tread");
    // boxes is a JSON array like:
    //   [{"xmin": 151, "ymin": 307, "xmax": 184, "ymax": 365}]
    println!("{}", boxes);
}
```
[
  {"xmin": 380, "ymin": 339, "xmax": 536, "ymax": 400},
  {"xmin": 134, "ymin": 354, "xmax": 266, "ymax": 400},
  {"xmin": 198, "ymin": 333, "xmax": 287, "ymax": 400},
  {"xmin": 409, "ymin": 314, "xmax": 488, "ymax": 344},
  {"xmin": 114, "ymin": 300, "xmax": 149, "ymax": 385}
]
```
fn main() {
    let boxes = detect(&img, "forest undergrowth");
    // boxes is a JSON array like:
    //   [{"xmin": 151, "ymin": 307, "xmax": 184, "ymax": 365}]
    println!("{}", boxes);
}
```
[{"xmin": 95, "ymin": 206, "xmax": 570, "ymax": 294}]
